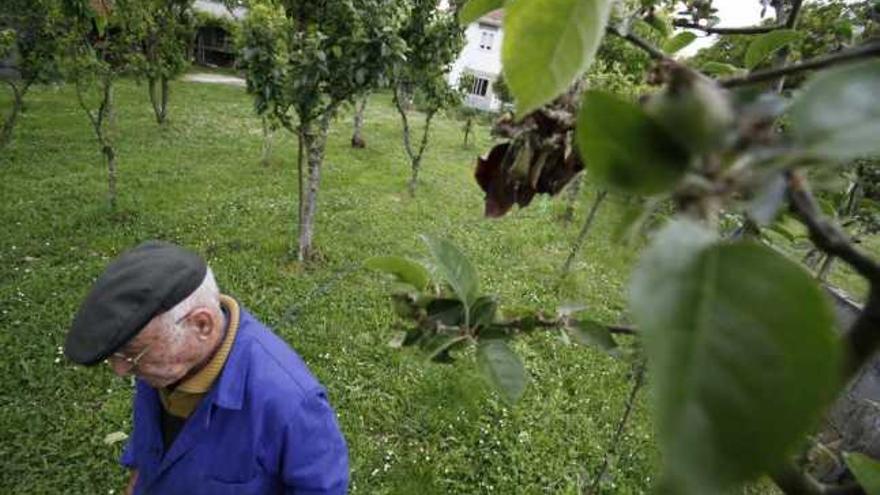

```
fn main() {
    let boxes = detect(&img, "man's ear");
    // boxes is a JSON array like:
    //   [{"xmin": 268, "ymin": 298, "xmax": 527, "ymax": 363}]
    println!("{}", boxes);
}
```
[{"xmin": 188, "ymin": 308, "xmax": 217, "ymax": 341}]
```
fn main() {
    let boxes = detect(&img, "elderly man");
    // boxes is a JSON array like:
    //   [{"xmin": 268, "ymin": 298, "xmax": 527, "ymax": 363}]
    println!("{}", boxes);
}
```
[{"xmin": 64, "ymin": 241, "xmax": 348, "ymax": 494}]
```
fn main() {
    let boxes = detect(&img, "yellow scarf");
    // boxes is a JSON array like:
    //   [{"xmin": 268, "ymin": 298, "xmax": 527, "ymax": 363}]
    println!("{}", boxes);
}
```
[{"xmin": 158, "ymin": 294, "xmax": 240, "ymax": 418}]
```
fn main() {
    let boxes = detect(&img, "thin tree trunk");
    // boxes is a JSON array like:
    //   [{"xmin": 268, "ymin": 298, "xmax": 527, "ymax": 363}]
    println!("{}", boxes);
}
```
[
  {"xmin": 1, "ymin": 79, "xmax": 28, "ymax": 150},
  {"xmin": 296, "ymin": 125, "xmax": 305, "ymax": 244},
  {"xmin": 562, "ymin": 173, "xmax": 584, "ymax": 225},
  {"xmin": 351, "ymin": 96, "xmax": 367, "ymax": 148},
  {"xmin": 394, "ymin": 87, "xmax": 436, "ymax": 196},
  {"xmin": 76, "ymin": 75, "xmax": 118, "ymax": 209},
  {"xmin": 104, "ymin": 144, "xmax": 118, "ymax": 209},
  {"xmin": 462, "ymin": 117, "xmax": 472, "ymax": 148},
  {"xmin": 587, "ymin": 364, "xmax": 645, "ymax": 495},
  {"xmin": 148, "ymin": 77, "xmax": 170, "ymax": 124},
  {"xmin": 297, "ymin": 114, "xmax": 331, "ymax": 262},
  {"xmin": 160, "ymin": 76, "xmax": 169, "ymax": 123},
  {"xmin": 261, "ymin": 116, "xmax": 274, "ymax": 166},
  {"xmin": 562, "ymin": 190, "xmax": 608, "ymax": 275}
]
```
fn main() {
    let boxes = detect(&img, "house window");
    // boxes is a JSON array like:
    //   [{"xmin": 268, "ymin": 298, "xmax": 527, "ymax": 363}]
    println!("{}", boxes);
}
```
[
  {"xmin": 479, "ymin": 30, "xmax": 495, "ymax": 50},
  {"xmin": 470, "ymin": 77, "xmax": 489, "ymax": 97}
]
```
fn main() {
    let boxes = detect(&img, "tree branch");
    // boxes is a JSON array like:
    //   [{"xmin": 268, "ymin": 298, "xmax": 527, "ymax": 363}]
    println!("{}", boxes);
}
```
[
  {"xmin": 672, "ymin": 0, "xmax": 802, "ymax": 34},
  {"xmin": 721, "ymin": 41, "xmax": 880, "ymax": 87},
  {"xmin": 672, "ymin": 20, "xmax": 779, "ymax": 35},
  {"xmin": 606, "ymin": 26, "xmax": 669, "ymax": 62},
  {"xmin": 786, "ymin": 171, "xmax": 880, "ymax": 284}
]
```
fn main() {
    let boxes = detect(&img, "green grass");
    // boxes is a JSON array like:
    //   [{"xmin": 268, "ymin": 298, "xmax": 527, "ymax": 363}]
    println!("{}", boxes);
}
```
[
  {"xmin": 3, "ymin": 75, "xmax": 841, "ymax": 494},
  {"xmin": 0, "ymin": 78, "xmax": 655, "ymax": 494}
]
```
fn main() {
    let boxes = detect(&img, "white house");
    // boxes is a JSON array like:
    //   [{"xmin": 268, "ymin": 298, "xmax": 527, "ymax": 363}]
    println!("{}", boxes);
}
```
[{"xmin": 447, "ymin": 10, "xmax": 504, "ymax": 111}]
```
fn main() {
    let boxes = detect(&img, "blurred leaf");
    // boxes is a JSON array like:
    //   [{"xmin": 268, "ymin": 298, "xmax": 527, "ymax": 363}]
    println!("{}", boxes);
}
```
[
  {"xmin": 426, "ymin": 298, "xmax": 466, "ymax": 327},
  {"xmin": 421, "ymin": 332, "xmax": 468, "ymax": 360},
  {"xmin": 365, "ymin": 256, "xmax": 430, "ymax": 291},
  {"xmin": 701, "ymin": 61, "xmax": 744, "ymax": 77},
  {"xmin": 747, "ymin": 173, "xmax": 787, "ymax": 225},
  {"xmin": 421, "ymin": 236, "xmax": 479, "ymax": 324},
  {"xmin": 557, "ymin": 303, "xmax": 588, "ymax": 317},
  {"xmin": 471, "ymin": 296, "xmax": 498, "ymax": 329},
  {"xmin": 789, "ymin": 61, "xmax": 880, "ymax": 162},
  {"xmin": 662, "ymin": 32, "xmax": 697, "ymax": 54},
  {"xmin": 766, "ymin": 222, "xmax": 797, "ymax": 243},
  {"xmin": 744, "ymin": 29, "xmax": 801, "ymax": 69},
  {"xmin": 630, "ymin": 219, "xmax": 841, "ymax": 493},
  {"xmin": 844, "ymin": 452, "xmax": 880, "ymax": 495},
  {"xmin": 460, "ymin": 0, "xmax": 504, "ymax": 26},
  {"xmin": 503, "ymin": 0, "xmax": 613, "ymax": 116},
  {"xmin": 103, "ymin": 431, "xmax": 128, "ymax": 446},
  {"xmin": 477, "ymin": 339, "xmax": 528, "ymax": 404},
  {"xmin": 388, "ymin": 330, "xmax": 408, "ymax": 348},
  {"xmin": 645, "ymin": 12, "xmax": 672, "ymax": 38},
  {"xmin": 576, "ymin": 91, "xmax": 690, "ymax": 195},
  {"xmin": 569, "ymin": 319, "xmax": 619, "ymax": 356}
]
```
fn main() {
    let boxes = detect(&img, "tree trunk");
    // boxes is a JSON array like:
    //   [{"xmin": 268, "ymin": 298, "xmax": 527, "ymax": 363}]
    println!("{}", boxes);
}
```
[
  {"xmin": 297, "ymin": 115, "xmax": 331, "ymax": 262},
  {"xmin": 104, "ymin": 144, "xmax": 118, "ymax": 210},
  {"xmin": 1, "ymin": 80, "xmax": 27, "ymax": 150},
  {"xmin": 462, "ymin": 117, "xmax": 473, "ymax": 148},
  {"xmin": 261, "ymin": 116, "xmax": 274, "ymax": 166},
  {"xmin": 561, "ymin": 190, "xmax": 608, "ymax": 275},
  {"xmin": 148, "ymin": 77, "xmax": 170, "ymax": 124},
  {"xmin": 351, "ymin": 96, "xmax": 367, "ymax": 148},
  {"xmin": 394, "ymin": 87, "xmax": 436, "ymax": 197},
  {"xmin": 296, "ymin": 126, "xmax": 304, "ymax": 239},
  {"xmin": 562, "ymin": 173, "xmax": 584, "ymax": 225}
]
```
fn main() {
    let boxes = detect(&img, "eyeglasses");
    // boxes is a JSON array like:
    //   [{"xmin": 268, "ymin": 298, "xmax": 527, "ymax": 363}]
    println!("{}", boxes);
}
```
[{"xmin": 111, "ymin": 344, "xmax": 152, "ymax": 371}]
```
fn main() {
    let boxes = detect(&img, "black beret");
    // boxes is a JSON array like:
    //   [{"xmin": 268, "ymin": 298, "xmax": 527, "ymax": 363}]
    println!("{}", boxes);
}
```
[{"xmin": 64, "ymin": 241, "xmax": 207, "ymax": 366}]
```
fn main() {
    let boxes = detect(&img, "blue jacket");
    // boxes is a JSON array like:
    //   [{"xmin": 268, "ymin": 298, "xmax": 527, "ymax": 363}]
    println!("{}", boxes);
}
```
[{"xmin": 120, "ymin": 308, "xmax": 349, "ymax": 494}]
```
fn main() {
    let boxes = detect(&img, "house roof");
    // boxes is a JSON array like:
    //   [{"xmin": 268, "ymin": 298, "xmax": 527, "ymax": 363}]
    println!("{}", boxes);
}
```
[{"xmin": 478, "ymin": 9, "xmax": 504, "ymax": 27}]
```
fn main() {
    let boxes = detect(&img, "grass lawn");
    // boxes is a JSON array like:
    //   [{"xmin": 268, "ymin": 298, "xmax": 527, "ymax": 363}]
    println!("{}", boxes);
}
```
[{"xmin": 5, "ymin": 73, "xmax": 861, "ymax": 493}]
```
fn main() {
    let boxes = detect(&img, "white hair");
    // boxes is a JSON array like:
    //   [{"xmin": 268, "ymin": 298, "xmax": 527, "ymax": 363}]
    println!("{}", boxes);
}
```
[{"xmin": 160, "ymin": 267, "xmax": 221, "ymax": 339}]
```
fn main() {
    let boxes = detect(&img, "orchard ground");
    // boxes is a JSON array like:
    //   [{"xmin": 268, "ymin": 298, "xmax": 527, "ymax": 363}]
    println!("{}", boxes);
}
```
[{"xmin": 0, "ymin": 75, "xmax": 871, "ymax": 493}]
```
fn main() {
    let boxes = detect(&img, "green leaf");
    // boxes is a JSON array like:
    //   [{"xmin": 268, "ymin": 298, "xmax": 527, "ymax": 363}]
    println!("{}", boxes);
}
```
[
  {"xmin": 744, "ymin": 29, "xmax": 801, "ymax": 70},
  {"xmin": 700, "ymin": 61, "xmax": 744, "ymax": 77},
  {"xmin": 502, "ymin": 0, "xmax": 613, "ymax": 116},
  {"xmin": 569, "ymin": 319, "xmax": 619, "ymax": 356},
  {"xmin": 421, "ymin": 332, "xmax": 468, "ymax": 361},
  {"xmin": 661, "ymin": 32, "xmax": 697, "ymax": 54},
  {"xmin": 477, "ymin": 339, "xmax": 528, "ymax": 404},
  {"xmin": 460, "ymin": 0, "xmax": 504, "ymax": 26},
  {"xmin": 576, "ymin": 91, "xmax": 690, "ymax": 195},
  {"xmin": 789, "ymin": 61, "xmax": 880, "ymax": 162},
  {"xmin": 426, "ymin": 298, "xmax": 466, "ymax": 327},
  {"xmin": 471, "ymin": 296, "xmax": 498, "ymax": 329},
  {"xmin": 365, "ymin": 256, "xmax": 430, "ymax": 291},
  {"xmin": 645, "ymin": 12, "xmax": 672, "ymax": 38},
  {"xmin": 844, "ymin": 452, "xmax": 880, "ymax": 495},
  {"xmin": 421, "ymin": 236, "xmax": 479, "ymax": 324},
  {"xmin": 630, "ymin": 219, "xmax": 841, "ymax": 493}
]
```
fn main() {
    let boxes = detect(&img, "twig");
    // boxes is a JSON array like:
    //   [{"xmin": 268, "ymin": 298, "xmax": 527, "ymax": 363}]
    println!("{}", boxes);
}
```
[
  {"xmin": 786, "ymin": 171, "xmax": 880, "ymax": 284},
  {"xmin": 561, "ymin": 190, "xmax": 608, "ymax": 275},
  {"xmin": 672, "ymin": 20, "xmax": 779, "ymax": 35},
  {"xmin": 606, "ymin": 26, "xmax": 669, "ymax": 62},
  {"xmin": 586, "ymin": 363, "xmax": 646, "ymax": 494},
  {"xmin": 721, "ymin": 41, "xmax": 880, "ymax": 87}
]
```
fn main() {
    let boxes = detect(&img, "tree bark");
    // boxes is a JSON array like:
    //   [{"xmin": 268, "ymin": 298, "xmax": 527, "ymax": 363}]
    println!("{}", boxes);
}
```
[
  {"xmin": 297, "ymin": 114, "xmax": 331, "ymax": 262},
  {"xmin": 351, "ymin": 96, "xmax": 367, "ymax": 148},
  {"xmin": 261, "ymin": 116, "xmax": 274, "ymax": 166},
  {"xmin": 148, "ymin": 76, "xmax": 170, "ymax": 124},
  {"xmin": 76, "ymin": 75, "xmax": 118, "ymax": 209},
  {"xmin": 0, "ymin": 79, "xmax": 28, "ymax": 150},
  {"xmin": 394, "ymin": 87, "xmax": 436, "ymax": 197},
  {"xmin": 462, "ymin": 116, "xmax": 473, "ymax": 148},
  {"xmin": 561, "ymin": 190, "xmax": 608, "ymax": 275},
  {"xmin": 562, "ymin": 173, "xmax": 584, "ymax": 225}
]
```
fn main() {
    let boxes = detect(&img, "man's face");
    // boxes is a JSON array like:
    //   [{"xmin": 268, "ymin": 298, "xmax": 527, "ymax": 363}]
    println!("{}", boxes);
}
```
[{"xmin": 108, "ymin": 315, "xmax": 203, "ymax": 388}]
